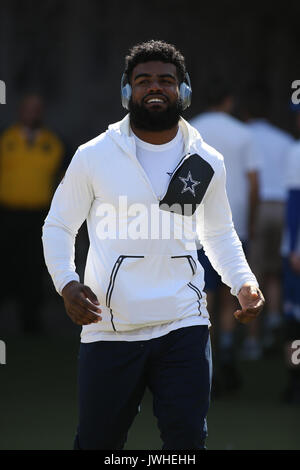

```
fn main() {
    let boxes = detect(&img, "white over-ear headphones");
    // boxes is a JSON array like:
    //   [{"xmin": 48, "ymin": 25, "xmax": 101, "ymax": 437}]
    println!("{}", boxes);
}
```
[{"xmin": 121, "ymin": 70, "xmax": 192, "ymax": 110}]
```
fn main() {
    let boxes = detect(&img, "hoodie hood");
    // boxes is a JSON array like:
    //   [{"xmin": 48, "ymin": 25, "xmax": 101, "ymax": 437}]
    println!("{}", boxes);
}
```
[{"xmin": 107, "ymin": 114, "xmax": 203, "ymax": 157}]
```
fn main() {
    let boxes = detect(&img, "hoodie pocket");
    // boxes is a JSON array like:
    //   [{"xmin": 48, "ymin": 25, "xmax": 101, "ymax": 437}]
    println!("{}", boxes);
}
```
[
  {"xmin": 187, "ymin": 282, "xmax": 202, "ymax": 315},
  {"xmin": 171, "ymin": 254, "xmax": 197, "ymax": 276},
  {"xmin": 105, "ymin": 253, "xmax": 201, "ymax": 330},
  {"xmin": 106, "ymin": 255, "xmax": 144, "ymax": 331},
  {"xmin": 171, "ymin": 255, "xmax": 202, "ymax": 316}
]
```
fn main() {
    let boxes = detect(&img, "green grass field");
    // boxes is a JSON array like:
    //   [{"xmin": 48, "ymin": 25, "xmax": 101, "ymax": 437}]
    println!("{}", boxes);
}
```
[{"xmin": 0, "ymin": 335, "xmax": 299, "ymax": 450}]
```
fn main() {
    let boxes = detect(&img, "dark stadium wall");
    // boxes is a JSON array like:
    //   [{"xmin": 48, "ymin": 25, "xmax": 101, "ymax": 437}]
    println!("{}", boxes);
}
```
[{"xmin": 0, "ymin": 0, "xmax": 300, "ymax": 150}]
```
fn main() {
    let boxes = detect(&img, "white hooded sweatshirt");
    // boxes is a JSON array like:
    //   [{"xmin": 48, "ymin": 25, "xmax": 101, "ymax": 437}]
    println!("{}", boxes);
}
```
[{"xmin": 42, "ymin": 115, "xmax": 258, "ymax": 341}]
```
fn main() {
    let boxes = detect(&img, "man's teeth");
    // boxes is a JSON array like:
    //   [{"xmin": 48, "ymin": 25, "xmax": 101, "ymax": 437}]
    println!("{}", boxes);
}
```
[{"xmin": 147, "ymin": 98, "xmax": 164, "ymax": 103}]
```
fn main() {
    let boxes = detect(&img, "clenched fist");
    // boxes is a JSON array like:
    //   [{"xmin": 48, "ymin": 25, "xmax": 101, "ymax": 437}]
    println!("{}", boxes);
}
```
[{"xmin": 234, "ymin": 283, "xmax": 265, "ymax": 324}]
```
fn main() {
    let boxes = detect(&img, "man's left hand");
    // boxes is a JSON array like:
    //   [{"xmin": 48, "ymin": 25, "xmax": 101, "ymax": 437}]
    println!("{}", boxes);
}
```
[{"xmin": 234, "ymin": 283, "xmax": 265, "ymax": 324}]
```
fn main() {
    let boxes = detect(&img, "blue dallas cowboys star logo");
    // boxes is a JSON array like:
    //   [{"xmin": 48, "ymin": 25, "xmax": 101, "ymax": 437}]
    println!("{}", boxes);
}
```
[{"xmin": 179, "ymin": 170, "xmax": 200, "ymax": 197}]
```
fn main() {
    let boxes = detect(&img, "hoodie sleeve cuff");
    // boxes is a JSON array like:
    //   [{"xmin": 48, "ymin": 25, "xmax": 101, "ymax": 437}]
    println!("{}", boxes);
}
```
[
  {"xmin": 58, "ymin": 273, "xmax": 80, "ymax": 296},
  {"xmin": 230, "ymin": 278, "xmax": 259, "ymax": 297}
]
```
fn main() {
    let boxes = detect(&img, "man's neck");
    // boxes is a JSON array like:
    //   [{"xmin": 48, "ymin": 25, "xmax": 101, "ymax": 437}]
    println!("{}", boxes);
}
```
[{"xmin": 130, "ymin": 124, "xmax": 179, "ymax": 145}]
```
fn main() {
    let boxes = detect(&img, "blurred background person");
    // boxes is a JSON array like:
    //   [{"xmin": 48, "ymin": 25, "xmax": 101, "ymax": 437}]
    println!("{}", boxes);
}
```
[
  {"xmin": 190, "ymin": 76, "xmax": 262, "ymax": 393},
  {"xmin": 281, "ymin": 109, "xmax": 300, "ymax": 404},
  {"xmin": 242, "ymin": 82, "xmax": 295, "ymax": 353},
  {"xmin": 0, "ymin": 94, "xmax": 65, "ymax": 333}
]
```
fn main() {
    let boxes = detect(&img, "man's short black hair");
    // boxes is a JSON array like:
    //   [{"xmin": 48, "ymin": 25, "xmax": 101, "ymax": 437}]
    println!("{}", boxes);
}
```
[{"xmin": 124, "ymin": 40, "xmax": 186, "ymax": 84}]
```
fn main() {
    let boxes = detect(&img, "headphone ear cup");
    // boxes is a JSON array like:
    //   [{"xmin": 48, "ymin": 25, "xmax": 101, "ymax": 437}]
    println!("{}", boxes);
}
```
[
  {"xmin": 179, "ymin": 82, "xmax": 192, "ymax": 110},
  {"xmin": 121, "ymin": 83, "xmax": 132, "ymax": 110}
]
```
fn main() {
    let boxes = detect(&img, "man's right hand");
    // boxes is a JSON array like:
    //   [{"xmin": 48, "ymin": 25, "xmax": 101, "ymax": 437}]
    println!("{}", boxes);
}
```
[{"xmin": 61, "ymin": 281, "xmax": 102, "ymax": 325}]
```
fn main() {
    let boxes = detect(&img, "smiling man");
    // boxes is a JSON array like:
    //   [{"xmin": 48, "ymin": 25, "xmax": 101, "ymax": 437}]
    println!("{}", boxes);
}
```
[{"xmin": 42, "ymin": 40, "xmax": 264, "ymax": 450}]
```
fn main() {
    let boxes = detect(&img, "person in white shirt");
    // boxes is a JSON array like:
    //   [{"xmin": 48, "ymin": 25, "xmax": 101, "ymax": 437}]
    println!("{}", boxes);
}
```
[
  {"xmin": 190, "ymin": 77, "xmax": 261, "ymax": 388},
  {"xmin": 242, "ymin": 83, "xmax": 294, "ymax": 350},
  {"xmin": 42, "ymin": 40, "xmax": 264, "ymax": 450}
]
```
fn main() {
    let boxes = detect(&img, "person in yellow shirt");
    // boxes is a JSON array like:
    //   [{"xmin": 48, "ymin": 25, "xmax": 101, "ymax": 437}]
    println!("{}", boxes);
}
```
[{"xmin": 0, "ymin": 94, "xmax": 64, "ymax": 333}]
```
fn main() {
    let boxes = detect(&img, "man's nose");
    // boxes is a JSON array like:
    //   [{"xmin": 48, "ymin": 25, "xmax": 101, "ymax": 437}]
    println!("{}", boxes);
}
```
[{"xmin": 147, "ymin": 79, "xmax": 163, "ymax": 93}]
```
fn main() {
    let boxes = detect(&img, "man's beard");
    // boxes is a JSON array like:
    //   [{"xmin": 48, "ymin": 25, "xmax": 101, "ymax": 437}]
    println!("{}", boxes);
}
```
[{"xmin": 129, "ymin": 97, "xmax": 183, "ymax": 131}]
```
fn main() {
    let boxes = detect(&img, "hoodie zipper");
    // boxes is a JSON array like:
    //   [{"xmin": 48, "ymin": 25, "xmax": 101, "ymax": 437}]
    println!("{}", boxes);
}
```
[
  {"xmin": 123, "ymin": 138, "xmax": 191, "ymax": 204},
  {"xmin": 109, "ymin": 115, "xmax": 200, "ymax": 203},
  {"xmin": 158, "ymin": 153, "xmax": 191, "ymax": 202}
]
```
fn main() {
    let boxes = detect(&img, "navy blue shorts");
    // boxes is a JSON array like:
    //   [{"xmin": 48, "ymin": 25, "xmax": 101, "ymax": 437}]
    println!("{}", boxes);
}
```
[{"xmin": 74, "ymin": 325, "xmax": 212, "ymax": 450}]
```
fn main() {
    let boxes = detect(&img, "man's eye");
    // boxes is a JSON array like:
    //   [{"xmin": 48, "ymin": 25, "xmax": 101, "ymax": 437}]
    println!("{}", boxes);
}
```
[{"xmin": 161, "ymin": 79, "xmax": 174, "ymax": 85}]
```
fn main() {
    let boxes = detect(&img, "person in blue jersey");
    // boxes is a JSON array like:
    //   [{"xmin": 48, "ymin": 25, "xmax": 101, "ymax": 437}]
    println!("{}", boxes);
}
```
[{"xmin": 282, "ymin": 128, "xmax": 300, "ymax": 404}]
